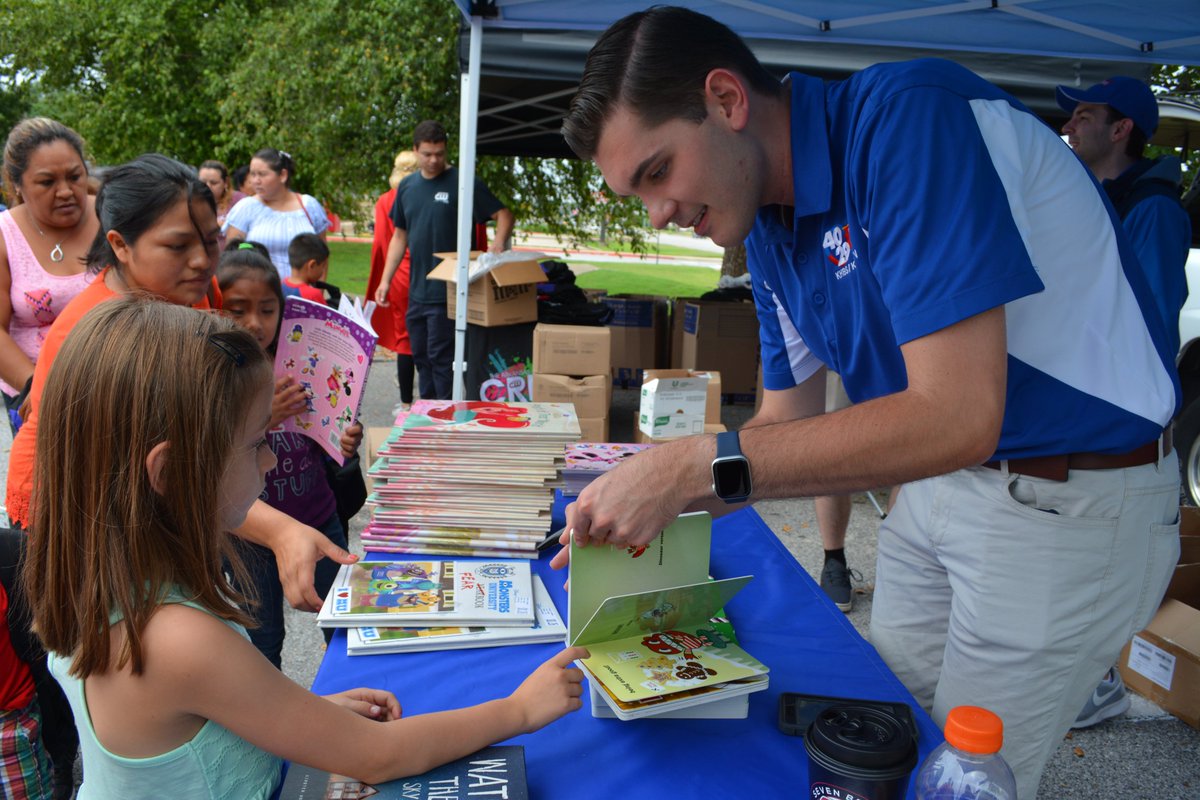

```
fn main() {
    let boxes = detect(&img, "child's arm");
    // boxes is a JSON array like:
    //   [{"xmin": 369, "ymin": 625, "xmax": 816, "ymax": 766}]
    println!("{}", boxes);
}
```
[
  {"xmin": 270, "ymin": 376, "xmax": 308, "ymax": 428},
  {"xmin": 151, "ymin": 608, "xmax": 586, "ymax": 783}
]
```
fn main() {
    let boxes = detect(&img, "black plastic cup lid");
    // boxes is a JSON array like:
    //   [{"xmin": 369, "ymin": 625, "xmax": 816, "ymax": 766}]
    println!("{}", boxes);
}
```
[{"xmin": 804, "ymin": 703, "xmax": 918, "ymax": 779}]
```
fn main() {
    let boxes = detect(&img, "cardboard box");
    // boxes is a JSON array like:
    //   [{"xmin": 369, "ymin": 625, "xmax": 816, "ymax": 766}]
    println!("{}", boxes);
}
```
[
  {"xmin": 638, "ymin": 373, "xmax": 710, "ymax": 439},
  {"xmin": 1117, "ymin": 507, "xmax": 1200, "ymax": 728},
  {"xmin": 670, "ymin": 296, "xmax": 703, "ymax": 369},
  {"xmin": 642, "ymin": 369, "xmax": 722, "ymax": 424},
  {"xmin": 533, "ymin": 324, "xmax": 611, "ymax": 376},
  {"xmin": 429, "ymin": 251, "xmax": 546, "ymax": 327},
  {"xmin": 578, "ymin": 416, "xmax": 610, "ymax": 442},
  {"xmin": 465, "ymin": 322, "xmax": 535, "ymax": 402},
  {"xmin": 680, "ymin": 300, "xmax": 760, "ymax": 394},
  {"xmin": 531, "ymin": 373, "xmax": 611, "ymax": 419},
  {"xmin": 605, "ymin": 295, "xmax": 668, "ymax": 385},
  {"xmin": 634, "ymin": 421, "xmax": 726, "ymax": 444}
]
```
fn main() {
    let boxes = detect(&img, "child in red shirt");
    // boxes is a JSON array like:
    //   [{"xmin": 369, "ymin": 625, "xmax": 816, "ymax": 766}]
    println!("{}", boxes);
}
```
[{"xmin": 282, "ymin": 232, "xmax": 330, "ymax": 305}]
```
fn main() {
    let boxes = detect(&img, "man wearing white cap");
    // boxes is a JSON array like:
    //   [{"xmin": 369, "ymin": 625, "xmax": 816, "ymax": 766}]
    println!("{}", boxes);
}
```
[{"xmin": 1059, "ymin": 77, "xmax": 1191, "ymax": 357}]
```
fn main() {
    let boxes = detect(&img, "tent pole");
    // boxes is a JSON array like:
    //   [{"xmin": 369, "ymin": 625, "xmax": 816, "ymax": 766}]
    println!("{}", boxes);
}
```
[{"xmin": 453, "ymin": 13, "xmax": 483, "ymax": 401}]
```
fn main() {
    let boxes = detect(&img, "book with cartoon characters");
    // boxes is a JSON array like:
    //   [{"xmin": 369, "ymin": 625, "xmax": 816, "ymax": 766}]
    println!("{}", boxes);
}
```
[
  {"xmin": 278, "ymin": 745, "xmax": 527, "ymax": 800},
  {"xmin": 274, "ymin": 296, "xmax": 377, "ymax": 465},
  {"xmin": 316, "ymin": 559, "xmax": 535, "ymax": 629},
  {"xmin": 346, "ymin": 575, "xmax": 565, "ymax": 655},
  {"xmin": 567, "ymin": 512, "xmax": 769, "ymax": 720},
  {"xmin": 562, "ymin": 442, "xmax": 655, "ymax": 496}
]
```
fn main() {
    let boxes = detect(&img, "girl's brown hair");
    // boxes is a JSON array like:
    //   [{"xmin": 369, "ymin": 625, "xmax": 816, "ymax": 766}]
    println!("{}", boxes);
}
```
[{"xmin": 24, "ymin": 296, "xmax": 271, "ymax": 678}]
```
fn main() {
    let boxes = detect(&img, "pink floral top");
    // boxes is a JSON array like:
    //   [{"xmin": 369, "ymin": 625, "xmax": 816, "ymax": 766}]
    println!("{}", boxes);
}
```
[{"xmin": 0, "ymin": 210, "xmax": 94, "ymax": 396}]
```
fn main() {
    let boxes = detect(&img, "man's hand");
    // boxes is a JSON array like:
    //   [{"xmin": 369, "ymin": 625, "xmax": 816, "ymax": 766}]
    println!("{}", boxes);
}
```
[{"xmin": 548, "ymin": 438, "xmax": 709, "ymax": 570}]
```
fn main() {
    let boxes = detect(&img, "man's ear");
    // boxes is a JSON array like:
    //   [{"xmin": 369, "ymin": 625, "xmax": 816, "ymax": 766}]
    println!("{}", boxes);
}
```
[
  {"xmin": 145, "ymin": 441, "xmax": 170, "ymax": 496},
  {"xmin": 1111, "ymin": 117, "xmax": 1135, "ymax": 144},
  {"xmin": 705, "ymin": 68, "xmax": 751, "ymax": 130}
]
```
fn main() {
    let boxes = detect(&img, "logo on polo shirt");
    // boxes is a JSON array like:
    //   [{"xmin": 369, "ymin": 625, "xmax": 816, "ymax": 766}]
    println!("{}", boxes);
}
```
[
  {"xmin": 435, "ymin": 191, "xmax": 450, "ymax": 204},
  {"xmin": 822, "ymin": 224, "xmax": 859, "ymax": 280}
]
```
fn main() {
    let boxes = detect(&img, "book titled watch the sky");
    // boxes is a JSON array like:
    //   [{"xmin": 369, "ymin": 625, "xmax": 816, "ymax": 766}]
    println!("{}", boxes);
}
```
[{"xmin": 278, "ymin": 745, "xmax": 527, "ymax": 799}]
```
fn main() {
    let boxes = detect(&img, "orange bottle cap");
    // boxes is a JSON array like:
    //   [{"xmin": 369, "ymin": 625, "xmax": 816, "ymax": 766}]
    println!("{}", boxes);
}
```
[{"xmin": 943, "ymin": 706, "xmax": 1004, "ymax": 754}]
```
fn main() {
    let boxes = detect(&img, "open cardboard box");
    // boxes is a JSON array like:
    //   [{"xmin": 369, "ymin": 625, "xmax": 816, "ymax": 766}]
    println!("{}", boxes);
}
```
[
  {"xmin": 429, "ymin": 250, "xmax": 546, "ymax": 327},
  {"xmin": 1117, "ymin": 506, "xmax": 1200, "ymax": 728}
]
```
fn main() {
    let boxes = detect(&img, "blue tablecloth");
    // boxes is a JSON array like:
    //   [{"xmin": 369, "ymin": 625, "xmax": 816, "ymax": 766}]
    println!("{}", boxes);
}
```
[{"xmin": 312, "ymin": 507, "xmax": 943, "ymax": 796}]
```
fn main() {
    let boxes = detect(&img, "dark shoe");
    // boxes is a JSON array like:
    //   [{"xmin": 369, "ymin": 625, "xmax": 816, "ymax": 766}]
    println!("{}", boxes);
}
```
[
  {"xmin": 1073, "ymin": 667, "xmax": 1130, "ymax": 728},
  {"xmin": 820, "ymin": 560, "xmax": 858, "ymax": 612}
]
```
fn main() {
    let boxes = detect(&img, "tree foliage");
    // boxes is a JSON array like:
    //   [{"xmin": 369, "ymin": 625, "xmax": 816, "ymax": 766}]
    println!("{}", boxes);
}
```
[{"xmin": 0, "ymin": 0, "xmax": 648, "ymax": 246}]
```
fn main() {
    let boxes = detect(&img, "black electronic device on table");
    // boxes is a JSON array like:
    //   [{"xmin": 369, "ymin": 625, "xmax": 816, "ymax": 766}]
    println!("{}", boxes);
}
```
[{"xmin": 777, "ymin": 691, "xmax": 920, "ymax": 741}]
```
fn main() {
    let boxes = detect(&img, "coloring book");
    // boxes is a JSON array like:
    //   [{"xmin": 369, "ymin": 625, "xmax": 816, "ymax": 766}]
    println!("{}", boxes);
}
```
[
  {"xmin": 273, "ymin": 296, "xmax": 377, "ymax": 464},
  {"xmin": 317, "ymin": 560, "xmax": 534, "ymax": 628}
]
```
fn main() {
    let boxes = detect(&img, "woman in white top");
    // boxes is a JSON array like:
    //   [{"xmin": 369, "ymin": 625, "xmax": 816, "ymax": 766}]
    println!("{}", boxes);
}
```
[
  {"xmin": 0, "ymin": 118, "xmax": 96, "ymax": 435},
  {"xmin": 223, "ymin": 148, "xmax": 328, "ymax": 276}
]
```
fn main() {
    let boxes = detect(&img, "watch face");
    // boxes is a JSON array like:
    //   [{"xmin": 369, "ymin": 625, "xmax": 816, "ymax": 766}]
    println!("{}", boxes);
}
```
[{"xmin": 713, "ymin": 458, "xmax": 751, "ymax": 499}]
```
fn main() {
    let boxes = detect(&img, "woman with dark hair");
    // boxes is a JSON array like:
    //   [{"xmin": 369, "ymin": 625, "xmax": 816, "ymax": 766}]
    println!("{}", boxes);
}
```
[
  {"xmin": 198, "ymin": 159, "xmax": 246, "ymax": 251},
  {"xmin": 0, "ymin": 118, "xmax": 96, "ymax": 436},
  {"xmin": 223, "ymin": 148, "xmax": 328, "ymax": 275}
]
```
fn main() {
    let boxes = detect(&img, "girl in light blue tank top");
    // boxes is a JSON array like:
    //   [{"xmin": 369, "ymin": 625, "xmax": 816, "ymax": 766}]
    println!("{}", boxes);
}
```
[{"xmin": 22, "ymin": 265, "xmax": 586, "ymax": 795}]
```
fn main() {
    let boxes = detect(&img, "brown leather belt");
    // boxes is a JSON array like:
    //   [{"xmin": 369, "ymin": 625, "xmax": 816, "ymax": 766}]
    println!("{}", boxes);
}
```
[{"xmin": 982, "ymin": 428, "xmax": 1172, "ymax": 482}]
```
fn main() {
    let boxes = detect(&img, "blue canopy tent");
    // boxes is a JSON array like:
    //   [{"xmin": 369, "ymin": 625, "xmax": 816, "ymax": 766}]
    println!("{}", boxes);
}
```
[{"xmin": 442, "ymin": 0, "xmax": 1200, "ymax": 399}]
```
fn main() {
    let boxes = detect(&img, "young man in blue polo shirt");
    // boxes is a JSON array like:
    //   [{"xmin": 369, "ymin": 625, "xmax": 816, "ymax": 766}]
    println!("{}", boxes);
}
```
[{"xmin": 555, "ymin": 8, "xmax": 1180, "ymax": 797}]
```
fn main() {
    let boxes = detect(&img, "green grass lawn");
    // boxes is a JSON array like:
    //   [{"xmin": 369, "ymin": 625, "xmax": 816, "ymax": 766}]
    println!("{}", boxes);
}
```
[{"xmin": 327, "ymin": 240, "xmax": 719, "ymax": 300}]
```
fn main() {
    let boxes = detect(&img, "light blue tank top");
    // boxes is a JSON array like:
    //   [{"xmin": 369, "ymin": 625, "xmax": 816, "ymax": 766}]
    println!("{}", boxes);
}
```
[{"xmin": 48, "ymin": 591, "xmax": 282, "ymax": 800}]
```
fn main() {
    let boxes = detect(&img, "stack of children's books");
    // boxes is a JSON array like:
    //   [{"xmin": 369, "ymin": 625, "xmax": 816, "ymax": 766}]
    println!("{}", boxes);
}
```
[
  {"xmin": 561, "ymin": 442, "xmax": 654, "ymax": 496},
  {"xmin": 317, "ymin": 559, "xmax": 567, "ymax": 655},
  {"xmin": 568, "ymin": 512, "xmax": 770, "ymax": 720},
  {"xmin": 362, "ymin": 400, "xmax": 580, "ymax": 559}
]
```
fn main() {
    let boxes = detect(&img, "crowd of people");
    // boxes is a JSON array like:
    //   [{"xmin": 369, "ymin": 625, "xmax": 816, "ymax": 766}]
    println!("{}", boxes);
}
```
[{"xmin": 0, "ymin": 5, "xmax": 1193, "ymax": 799}]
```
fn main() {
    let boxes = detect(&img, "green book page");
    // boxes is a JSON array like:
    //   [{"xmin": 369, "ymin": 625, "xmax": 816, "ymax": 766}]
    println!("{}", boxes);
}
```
[
  {"xmin": 581, "ymin": 624, "xmax": 769, "ymax": 702},
  {"xmin": 567, "ymin": 512, "xmax": 712, "ymax": 643},
  {"xmin": 572, "ymin": 576, "xmax": 751, "ymax": 648}
]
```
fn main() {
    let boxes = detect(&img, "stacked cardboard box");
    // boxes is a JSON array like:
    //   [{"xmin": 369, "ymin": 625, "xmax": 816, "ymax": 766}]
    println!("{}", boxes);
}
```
[
  {"xmin": 428, "ymin": 251, "xmax": 546, "ymax": 327},
  {"xmin": 633, "ymin": 369, "xmax": 726, "ymax": 443},
  {"xmin": 604, "ymin": 295, "xmax": 668, "ymax": 387},
  {"xmin": 679, "ymin": 300, "xmax": 760, "ymax": 396},
  {"xmin": 532, "ymin": 324, "xmax": 613, "ymax": 440}
]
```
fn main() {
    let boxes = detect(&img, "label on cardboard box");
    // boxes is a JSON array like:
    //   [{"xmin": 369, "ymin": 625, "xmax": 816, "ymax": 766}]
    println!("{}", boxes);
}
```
[
  {"xmin": 605, "ymin": 296, "xmax": 656, "ymax": 328},
  {"xmin": 1127, "ymin": 635, "xmax": 1176, "ymax": 690}
]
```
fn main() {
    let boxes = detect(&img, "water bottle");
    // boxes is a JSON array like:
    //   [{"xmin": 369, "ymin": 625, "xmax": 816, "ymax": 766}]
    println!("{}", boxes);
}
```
[{"xmin": 915, "ymin": 706, "xmax": 1018, "ymax": 800}]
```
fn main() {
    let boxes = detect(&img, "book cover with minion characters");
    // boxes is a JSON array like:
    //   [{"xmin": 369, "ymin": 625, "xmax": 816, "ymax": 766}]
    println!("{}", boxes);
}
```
[{"xmin": 317, "ymin": 560, "xmax": 535, "ymax": 628}]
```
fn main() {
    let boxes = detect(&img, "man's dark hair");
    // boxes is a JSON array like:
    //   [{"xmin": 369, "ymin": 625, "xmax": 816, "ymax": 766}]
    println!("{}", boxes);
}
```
[
  {"xmin": 562, "ymin": 6, "xmax": 782, "ymax": 160},
  {"xmin": 288, "ymin": 232, "xmax": 329, "ymax": 271},
  {"xmin": 413, "ymin": 120, "xmax": 448, "ymax": 148},
  {"xmin": 1104, "ymin": 106, "xmax": 1149, "ymax": 160}
]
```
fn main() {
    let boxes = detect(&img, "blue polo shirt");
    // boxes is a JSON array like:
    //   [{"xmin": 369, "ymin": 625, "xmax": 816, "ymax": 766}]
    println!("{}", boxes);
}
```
[{"xmin": 747, "ymin": 59, "xmax": 1179, "ymax": 460}]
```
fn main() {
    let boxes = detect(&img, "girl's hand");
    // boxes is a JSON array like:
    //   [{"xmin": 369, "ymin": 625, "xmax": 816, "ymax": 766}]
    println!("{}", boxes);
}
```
[
  {"xmin": 324, "ymin": 688, "xmax": 402, "ymax": 722},
  {"xmin": 507, "ymin": 647, "xmax": 587, "ymax": 734},
  {"xmin": 340, "ymin": 422, "xmax": 363, "ymax": 461},
  {"xmin": 271, "ymin": 376, "xmax": 308, "ymax": 427}
]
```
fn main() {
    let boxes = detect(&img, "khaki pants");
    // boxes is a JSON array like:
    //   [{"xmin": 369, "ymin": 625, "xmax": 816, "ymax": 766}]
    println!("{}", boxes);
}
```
[{"xmin": 871, "ymin": 455, "xmax": 1179, "ymax": 800}]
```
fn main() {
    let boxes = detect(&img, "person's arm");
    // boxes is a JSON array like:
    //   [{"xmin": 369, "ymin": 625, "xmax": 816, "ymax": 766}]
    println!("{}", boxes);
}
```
[
  {"xmin": 0, "ymin": 244, "xmax": 36, "ymax": 392},
  {"xmin": 374, "ymin": 228, "xmax": 408, "ymax": 307},
  {"xmin": 232, "ymin": 499, "xmax": 357, "ymax": 611},
  {"xmin": 560, "ymin": 306, "xmax": 1007, "ymax": 550},
  {"xmin": 152, "ymin": 607, "xmax": 587, "ymax": 783},
  {"xmin": 488, "ymin": 207, "xmax": 515, "ymax": 254}
]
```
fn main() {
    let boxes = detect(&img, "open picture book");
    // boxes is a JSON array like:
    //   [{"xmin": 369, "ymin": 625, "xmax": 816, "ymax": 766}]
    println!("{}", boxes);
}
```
[{"xmin": 567, "ymin": 512, "xmax": 769, "ymax": 720}]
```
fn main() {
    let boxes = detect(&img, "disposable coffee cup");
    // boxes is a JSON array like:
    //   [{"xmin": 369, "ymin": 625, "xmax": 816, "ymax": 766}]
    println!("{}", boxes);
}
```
[{"xmin": 804, "ymin": 703, "xmax": 918, "ymax": 800}]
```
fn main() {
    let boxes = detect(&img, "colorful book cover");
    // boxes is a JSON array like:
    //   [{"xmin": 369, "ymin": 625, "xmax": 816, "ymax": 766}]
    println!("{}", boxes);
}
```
[
  {"xmin": 273, "ymin": 296, "xmax": 377, "ymax": 464},
  {"xmin": 399, "ymin": 400, "xmax": 581, "ymax": 438},
  {"xmin": 347, "ymin": 575, "xmax": 565, "ymax": 655},
  {"xmin": 278, "ymin": 745, "xmax": 527, "ymax": 800},
  {"xmin": 317, "ymin": 560, "xmax": 534, "ymax": 628},
  {"xmin": 564, "ymin": 442, "xmax": 655, "ymax": 472}
]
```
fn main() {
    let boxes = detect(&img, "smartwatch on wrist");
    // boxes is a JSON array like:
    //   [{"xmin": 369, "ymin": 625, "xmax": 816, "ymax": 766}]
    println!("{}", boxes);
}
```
[{"xmin": 711, "ymin": 430, "xmax": 753, "ymax": 504}]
